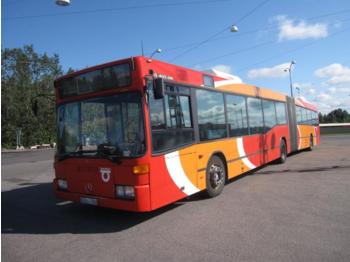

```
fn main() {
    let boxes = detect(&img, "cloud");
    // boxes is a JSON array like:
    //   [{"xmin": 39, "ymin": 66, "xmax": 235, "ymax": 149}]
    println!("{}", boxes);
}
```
[
  {"xmin": 314, "ymin": 92, "xmax": 350, "ymax": 113},
  {"xmin": 247, "ymin": 63, "xmax": 290, "ymax": 79},
  {"xmin": 328, "ymin": 86, "xmax": 350, "ymax": 93},
  {"xmin": 294, "ymin": 82, "xmax": 313, "ymax": 89},
  {"xmin": 212, "ymin": 64, "xmax": 232, "ymax": 74},
  {"xmin": 308, "ymin": 88, "xmax": 316, "ymax": 95},
  {"xmin": 303, "ymin": 63, "xmax": 350, "ymax": 113},
  {"xmin": 294, "ymin": 82, "xmax": 317, "ymax": 96},
  {"xmin": 315, "ymin": 63, "xmax": 350, "ymax": 85},
  {"xmin": 317, "ymin": 93, "xmax": 333, "ymax": 102},
  {"xmin": 275, "ymin": 16, "xmax": 328, "ymax": 41},
  {"xmin": 292, "ymin": 81, "xmax": 350, "ymax": 113},
  {"xmin": 327, "ymin": 75, "xmax": 350, "ymax": 85},
  {"xmin": 315, "ymin": 63, "xmax": 350, "ymax": 77}
]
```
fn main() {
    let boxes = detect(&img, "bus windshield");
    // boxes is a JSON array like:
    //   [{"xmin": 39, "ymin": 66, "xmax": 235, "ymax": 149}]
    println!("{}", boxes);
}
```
[{"xmin": 57, "ymin": 92, "xmax": 145, "ymax": 160}]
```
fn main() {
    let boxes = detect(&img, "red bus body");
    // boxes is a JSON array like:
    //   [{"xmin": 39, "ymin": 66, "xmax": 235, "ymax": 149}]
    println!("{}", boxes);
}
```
[{"xmin": 53, "ymin": 56, "xmax": 320, "ymax": 212}]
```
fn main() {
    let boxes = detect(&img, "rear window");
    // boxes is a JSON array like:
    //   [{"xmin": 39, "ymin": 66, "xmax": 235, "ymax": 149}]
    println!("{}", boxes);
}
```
[{"xmin": 57, "ymin": 63, "xmax": 131, "ymax": 98}]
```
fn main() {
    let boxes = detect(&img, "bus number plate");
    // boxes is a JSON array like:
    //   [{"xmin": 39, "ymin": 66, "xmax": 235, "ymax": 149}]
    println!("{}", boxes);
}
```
[{"xmin": 80, "ymin": 197, "xmax": 97, "ymax": 206}]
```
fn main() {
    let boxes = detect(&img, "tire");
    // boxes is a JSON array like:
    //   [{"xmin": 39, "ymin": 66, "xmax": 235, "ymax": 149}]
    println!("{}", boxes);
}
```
[
  {"xmin": 307, "ymin": 135, "xmax": 314, "ymax": 151},
  {"xmin": 205, "ymin": 155, "xmax": 226, "ymax": 197},
  {"xmin": 276, "ymin": 140, "xmax": 287, "ymax": 164}
]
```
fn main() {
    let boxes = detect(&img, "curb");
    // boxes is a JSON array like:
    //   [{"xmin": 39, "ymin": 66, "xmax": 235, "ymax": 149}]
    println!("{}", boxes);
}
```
[{"xmin": 1, "ymin": 148, "xmax": 54, "ymax": 154}]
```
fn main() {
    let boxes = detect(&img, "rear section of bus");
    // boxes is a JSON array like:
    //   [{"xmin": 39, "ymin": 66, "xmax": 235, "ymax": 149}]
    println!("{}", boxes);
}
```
[{"xmin": 294, "ymin": 98, "xmax": 320, "ymax": 150}]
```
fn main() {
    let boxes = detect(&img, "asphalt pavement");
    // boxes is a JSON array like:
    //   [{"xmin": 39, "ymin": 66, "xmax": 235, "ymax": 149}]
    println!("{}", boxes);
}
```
[{"xmin": 2, "ymin": 135, "xmax": 350, "ymax": 262}]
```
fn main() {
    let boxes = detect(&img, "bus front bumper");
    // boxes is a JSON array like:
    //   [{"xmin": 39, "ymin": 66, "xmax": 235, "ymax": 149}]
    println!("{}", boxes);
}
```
[{"xmin": 53, "ymin": 182, "xmax": 151, "ymax": 212}]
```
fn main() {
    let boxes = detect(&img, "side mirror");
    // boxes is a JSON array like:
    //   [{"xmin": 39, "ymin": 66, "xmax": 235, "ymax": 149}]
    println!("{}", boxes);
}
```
[{"xmin": 153, "ymin": 78, "xmax": 165, "ymax": 99}]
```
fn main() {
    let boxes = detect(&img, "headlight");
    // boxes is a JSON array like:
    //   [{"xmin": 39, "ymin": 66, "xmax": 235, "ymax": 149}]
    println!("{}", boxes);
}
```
[
  {"xmin": 124, "ymin": 186, "xmax": 135, "ymax": 198},
  {"xmin": 116, "ymin": 185, "xmax": 135, "ymax": 199},
  {"xmin": 116, "ymin": 185, "xmax": 124, "ymax": 197},
  {"xmin": 57, "ymin": 179, "xmax": 68, "ymax": 190}
]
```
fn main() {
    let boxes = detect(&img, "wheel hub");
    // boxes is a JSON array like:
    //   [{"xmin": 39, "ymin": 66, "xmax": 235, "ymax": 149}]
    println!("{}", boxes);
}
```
[{"xmin": 209, "ymin": 164, "xmax": 224, "ymax": 189}]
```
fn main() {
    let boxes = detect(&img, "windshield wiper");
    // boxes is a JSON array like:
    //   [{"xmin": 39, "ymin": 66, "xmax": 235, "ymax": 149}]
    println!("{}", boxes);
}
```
[
  {"xmin": 57, "ymin": 150, "xmax": 97, "ymax": 161},
  {"xmin": 96, "ymin": 144, "xmax": 123, "ymax": 164},
  {"xmin": 57, "ymin": 145, "xmax": 123, "ymax": 163}
]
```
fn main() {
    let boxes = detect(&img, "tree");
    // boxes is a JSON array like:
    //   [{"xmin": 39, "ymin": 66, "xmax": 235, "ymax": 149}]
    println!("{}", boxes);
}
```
[
  {"xmin": 1, "ymin": 45, "xmax": 63, "ymax": 148},
  {"xmin": 318, "ymin": 112, "xmax": 324, "ymax": 123},
  {"xmin": 318, "ymin": 109, "xmax": 350, "ymax": 123}
]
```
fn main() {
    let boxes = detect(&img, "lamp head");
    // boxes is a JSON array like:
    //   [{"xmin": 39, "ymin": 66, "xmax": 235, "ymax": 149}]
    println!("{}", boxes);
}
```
[
  {"xmin": 56, "ymin": 0, "xmax": 70, "ymax": 6},
  {"xmin": 230, "ymin": 25, "xmax": 239, "ymax": 32}
]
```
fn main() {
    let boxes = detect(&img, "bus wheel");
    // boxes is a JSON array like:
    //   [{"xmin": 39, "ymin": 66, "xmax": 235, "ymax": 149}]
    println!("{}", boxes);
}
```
[
  {"xmin": 307, "ymin": 135, "xmax": 314, "ymax": 151},
  {"xmin": 205, "ymin": 155, "xmax": 226, "ymax": 197},
  {"xmin": 276, "ymin": 140, "xmax": 287, "ymax": 164}
]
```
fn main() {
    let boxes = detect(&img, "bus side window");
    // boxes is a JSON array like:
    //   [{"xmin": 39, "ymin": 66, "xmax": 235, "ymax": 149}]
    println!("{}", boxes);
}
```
[
  {"xmin": 179, "ymin": 96, "xmax": 192, "ymax": 128},
  {"xmin": 150, "ymin": 85, "xmax": 194, "ymax": 153},
  {"xmin": 301, "ymin": 108, "xmax": 308, "ymax": 124},
  {"xmin": 296, "ymin": 106, "xmax": 302, "ymax": 124},
  {"xmin": 226, "ymin": 94, "xmax": 248, "ymax": 137},
  {"xmin": 262, "ymin": 100, "xmax": 277, "ymax": 132},
  {"xmin": 275, "ymin": 102, "xmax": 287, "ymax": 125},
  {"xmin": 165, "ymin": 95, "xmax": 192, "ymax": 128},
  {"xmin": 308, "ymin": 110, "xmax": 314, "ymax": 125},
  {"xmin": 149, "ymin": 89, "xmax": 166, "ymax": 129},
  {"xmin": 196, "ymin": 89, "xmax": 226, "ymax": 141},
  {"xmin": 313, "ymin": 111, "xmax": 319, "ymax": 125},
  {"xmin": 247, "ymin": 97, "xmax": 264, "ymax": 135}
]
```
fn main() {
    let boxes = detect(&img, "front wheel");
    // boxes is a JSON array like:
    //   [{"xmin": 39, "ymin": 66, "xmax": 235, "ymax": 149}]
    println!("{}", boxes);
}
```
[
  {"xmin": 276, "ymin": 140, "xmax": 287, "ymax": 164},
  {"xmin": 205, "ymin": 156, "xmax": 226, "ymax": 198}
]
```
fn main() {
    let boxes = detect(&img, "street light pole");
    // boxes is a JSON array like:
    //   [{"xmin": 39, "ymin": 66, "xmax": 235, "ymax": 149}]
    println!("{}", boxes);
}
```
[
  {"xmin": 147, "ymin": 49, "xmax": 162, "ymax": 63},
  {"xmin": 285, "ymin": 61, "xmax": 296, "ymax": 98},
  {"xmin": 288, "ymin": 67, "xmax": 293, "ymax": 98}
]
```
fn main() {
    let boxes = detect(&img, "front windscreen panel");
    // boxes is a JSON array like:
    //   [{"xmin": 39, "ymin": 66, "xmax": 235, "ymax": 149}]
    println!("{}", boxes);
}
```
[
  {"xmin": 56, "ymin": 92, "xmax": 145, "ymax": 160},
  {"xmin": 58, "ymin": 63, "xmax": 131, "ymax": 98}
]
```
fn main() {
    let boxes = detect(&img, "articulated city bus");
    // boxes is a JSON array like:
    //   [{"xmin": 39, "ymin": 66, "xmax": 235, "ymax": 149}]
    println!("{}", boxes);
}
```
[{"xmin": 53, "ymin": 56, "xmax": 320, "ymax": 212}]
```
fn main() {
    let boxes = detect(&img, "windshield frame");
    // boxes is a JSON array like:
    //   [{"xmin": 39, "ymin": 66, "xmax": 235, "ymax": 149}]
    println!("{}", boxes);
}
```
[{"xmin": 56, "ymin": 91, "xmax": 147, "ymax": 161}]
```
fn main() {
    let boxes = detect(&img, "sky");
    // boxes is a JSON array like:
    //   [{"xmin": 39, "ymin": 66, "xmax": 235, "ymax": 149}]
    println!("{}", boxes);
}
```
[{"xmin": 2, "ymin": 0, "xmax": 350, "ymax": 113}]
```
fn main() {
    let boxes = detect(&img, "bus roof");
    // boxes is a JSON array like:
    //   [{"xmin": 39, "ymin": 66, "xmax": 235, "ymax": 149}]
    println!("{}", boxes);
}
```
[
  {"xmin": 295, "ymin": 97, "xmax": 318, "ymax": 112},
  {"xmin": 54, "ymin": 56, "xmax": 318, "ymax": 112}
]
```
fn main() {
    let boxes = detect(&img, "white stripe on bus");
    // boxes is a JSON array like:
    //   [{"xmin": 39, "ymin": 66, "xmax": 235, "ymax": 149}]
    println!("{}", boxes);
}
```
[
  {"xmin": 297, "ymin": 125, "xmax": 301, "ymax": 149},
  {"xmin": 237, "ymin": 137, "xmax": 256, "ymax": 170},
  {"xmin": 165, "ymin": 151, "xmax": 200, "ymax": 196}
]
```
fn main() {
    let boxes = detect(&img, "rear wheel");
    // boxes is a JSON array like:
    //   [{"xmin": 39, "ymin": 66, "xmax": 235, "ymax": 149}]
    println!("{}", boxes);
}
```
[
  {"xmin": 307, "ymin": 135, "xmax": 314, "ymax": 151},
  {"xmin": 276, "ymin": 140, "xmax": 287, "ymax": 164},
  {"xmin": 205, "ymin": 156, "xmax": 226, "ymax": 197}
]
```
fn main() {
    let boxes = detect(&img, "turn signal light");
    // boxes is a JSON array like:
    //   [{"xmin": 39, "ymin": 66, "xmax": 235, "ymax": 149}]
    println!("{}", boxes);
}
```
[{"xmin": 132, "ymin": 164, "xmax": 149, "ymax": 174}]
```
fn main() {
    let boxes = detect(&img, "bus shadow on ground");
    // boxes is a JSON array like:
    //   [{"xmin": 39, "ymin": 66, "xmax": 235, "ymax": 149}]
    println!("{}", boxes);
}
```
[
  {"xmin": 1, "ymin": 183, "xmax": 181, "ymax": 235},
  {"xmin": 255, "ymin": 164, "xmax": 350, "ymax": 175}
]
